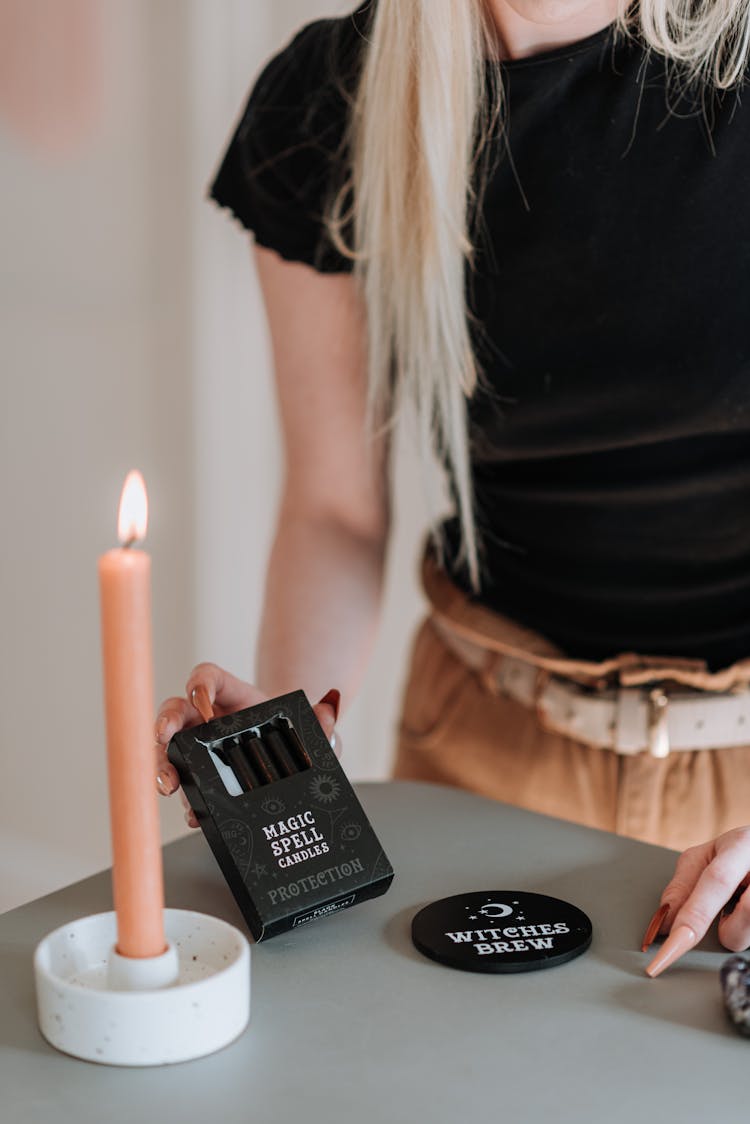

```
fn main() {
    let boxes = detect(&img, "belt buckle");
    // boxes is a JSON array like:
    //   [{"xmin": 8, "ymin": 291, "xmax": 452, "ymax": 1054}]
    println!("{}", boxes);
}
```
[{"xmin": 648, "ymin": 688, "xmax": 670, "ymax": 758}]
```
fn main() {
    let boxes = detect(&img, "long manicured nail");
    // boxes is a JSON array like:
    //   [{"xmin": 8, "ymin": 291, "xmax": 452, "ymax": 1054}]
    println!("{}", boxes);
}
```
[
  {"xmin": 318, "ymin": 689, "xmax": 341, "ymax": 722},
  {"xmin": 645, "ymin": 924, "xmax": 697, "ymax": 978},
  {"xmin": 641, "ymin": 903, "xmax": 670, "ymax": 952},
  {"xmin": 191, "ymin": 684, "xmax": 214, "ymax": 723},
  {"xmin": 155, "ymin": 716, "xmax": 169, "ymax": 742},
  {"xmin": 156, "ymin": 772, "xmax": 175, "ymax": 796}
]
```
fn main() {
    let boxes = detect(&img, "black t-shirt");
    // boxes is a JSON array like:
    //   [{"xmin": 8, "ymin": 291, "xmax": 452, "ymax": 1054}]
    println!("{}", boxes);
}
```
[{"xmin": 209, "ymin": 6, "xmax": 750, "ymax": 671}]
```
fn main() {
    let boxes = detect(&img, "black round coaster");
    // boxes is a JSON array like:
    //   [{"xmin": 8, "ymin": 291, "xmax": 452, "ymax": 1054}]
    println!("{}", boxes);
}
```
[{"xmin": 411, "ymin": 891, "xmax": 592, "ymax": 974}]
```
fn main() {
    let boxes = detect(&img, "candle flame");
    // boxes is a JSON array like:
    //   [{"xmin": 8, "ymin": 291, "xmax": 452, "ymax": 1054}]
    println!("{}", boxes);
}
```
[{"xmin": 117, "ymin": 470, "xmax": 148, "ymax": 545}]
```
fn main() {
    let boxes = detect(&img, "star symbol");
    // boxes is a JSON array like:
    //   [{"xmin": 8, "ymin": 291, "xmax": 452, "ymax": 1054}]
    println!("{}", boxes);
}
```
[
  {"xmin": 251, "ymin": 863, "xmax": 268, "ymax": 878},
  {"xmin": 468, "ymin": 915, "xmax": 478, "ymax": 920}
]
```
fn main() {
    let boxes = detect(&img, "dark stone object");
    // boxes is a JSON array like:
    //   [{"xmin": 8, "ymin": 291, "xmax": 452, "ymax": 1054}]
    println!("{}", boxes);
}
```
[{"xmin": 721, "ymin": 955, "xmax": 750, "ymax": 1037}]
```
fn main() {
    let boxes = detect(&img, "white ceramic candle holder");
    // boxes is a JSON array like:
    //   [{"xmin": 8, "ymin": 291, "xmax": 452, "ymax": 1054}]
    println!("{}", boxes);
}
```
[{"xmin": 33, "ymin": 908, "xmax": 251, "ymax": 1066}]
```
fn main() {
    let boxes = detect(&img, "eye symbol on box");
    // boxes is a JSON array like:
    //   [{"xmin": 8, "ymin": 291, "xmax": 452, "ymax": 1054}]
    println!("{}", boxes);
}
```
[
  {"xmin": 478, "ymin": 902, "xmax": 514, "ymax": 919},
  {"xmin": 261, "ymin": 796, "xmax": 286, "ymax": 817}
]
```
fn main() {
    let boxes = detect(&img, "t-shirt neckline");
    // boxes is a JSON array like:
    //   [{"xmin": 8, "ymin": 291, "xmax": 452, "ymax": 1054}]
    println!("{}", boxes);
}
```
[{"xmin": 486, "ymin": 20, "xmax": 617, "ymax": 70}]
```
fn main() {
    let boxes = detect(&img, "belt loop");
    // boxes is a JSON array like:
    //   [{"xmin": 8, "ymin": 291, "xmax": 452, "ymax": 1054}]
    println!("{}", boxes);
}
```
[
  {"xmin": 478, "ymin": 651, "xmax": 504, "ymax": 695},
  {"xmin": 614, "ymin": 688, "xmax": 643, "ymax": 754},
  {"xmin": 648, "ymin": 688, "xmax": 670, "ymax": 759},
  {"xmin": 534, "ymin": 668, "xmax": 551, "ymax": 698},
  {"xmin": 533, "ymin": 668, "xmax": 552, "ymax": 728}
]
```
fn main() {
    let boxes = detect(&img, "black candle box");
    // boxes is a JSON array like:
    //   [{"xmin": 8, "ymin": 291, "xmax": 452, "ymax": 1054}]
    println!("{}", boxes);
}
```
[{"xmin": 167, "ymin": 690, "xmax": 394, "ymax": 941}]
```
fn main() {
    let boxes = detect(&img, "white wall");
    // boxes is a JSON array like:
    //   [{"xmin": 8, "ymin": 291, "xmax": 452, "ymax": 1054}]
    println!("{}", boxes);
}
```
[
  {"xmin": 0, "ymin": 0, "xmax": 430, "ymax": 914},
  {"xmin": 0, "ymin": 0, "xmax": 196, "ymax": 912}
]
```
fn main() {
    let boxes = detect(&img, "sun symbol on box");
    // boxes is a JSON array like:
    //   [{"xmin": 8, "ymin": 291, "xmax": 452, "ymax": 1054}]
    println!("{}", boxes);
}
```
[
  {"xmin": 260, "ymin": 796, "xmax": 286, "ymax": 817},
  {"xmin": 309, "ymin": 773, "xmax": 341, "ymax": 805},
  {"xmin": 340, "ymin": 822, "xmax": 361, "ymax": 843}
]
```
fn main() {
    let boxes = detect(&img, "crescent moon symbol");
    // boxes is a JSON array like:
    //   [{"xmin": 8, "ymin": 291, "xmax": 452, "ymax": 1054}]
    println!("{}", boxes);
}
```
[{"xmin": 478, "ymin": 902, "xmax": 513, "ymax": 919}]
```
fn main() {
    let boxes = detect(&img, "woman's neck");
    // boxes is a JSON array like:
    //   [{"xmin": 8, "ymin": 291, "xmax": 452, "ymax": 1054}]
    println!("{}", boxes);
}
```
[{"xmin": 484, "ymin": 0, "xmax": 620, "ymax": 60}]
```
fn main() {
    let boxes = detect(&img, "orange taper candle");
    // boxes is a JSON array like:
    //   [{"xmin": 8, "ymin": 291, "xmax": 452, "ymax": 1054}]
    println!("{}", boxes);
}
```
[{"xmin": 98, "ymin": 470, "xmax": 165, "ymax": 958}]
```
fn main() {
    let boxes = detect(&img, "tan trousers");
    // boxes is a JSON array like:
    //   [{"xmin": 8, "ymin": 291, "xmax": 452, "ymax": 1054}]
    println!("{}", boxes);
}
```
[{"xmin": 392, "ymin": 547, "xmax": 750, "ymax": 852}]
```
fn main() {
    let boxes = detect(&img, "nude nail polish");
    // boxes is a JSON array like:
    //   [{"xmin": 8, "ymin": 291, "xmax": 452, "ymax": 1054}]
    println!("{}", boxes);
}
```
[
  {"xmin": 156, "ymin": 772, "xmax": 174, "ymax": 796},
  {"xmin": 645, "ymin": 924, "xmax": 697, "ymax": 978},
  {"xmin": 192, "ymin": 684, "xmax": 215, "ymax": 724}
]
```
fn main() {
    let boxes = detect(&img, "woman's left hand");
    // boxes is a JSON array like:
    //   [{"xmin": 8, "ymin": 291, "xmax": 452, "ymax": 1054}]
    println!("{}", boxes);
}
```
[
  {"xmin": 155, "ymin": 665, "xmax": 342, "ymax": 828},
  {"xmin": 643, "ymin": 826, "xmax": 750, "ymax": 977}
]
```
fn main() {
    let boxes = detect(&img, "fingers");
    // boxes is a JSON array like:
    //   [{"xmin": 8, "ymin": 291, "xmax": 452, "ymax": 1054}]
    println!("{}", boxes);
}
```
[
  {"xmin": 718, "ymin": 882, "xmax": 750, "ymax": 952},
  {"xmin": 179, "ymin": 788, "xmax": 199, "ymax": 830},
  {"xmin": 313, "ymin": 689, "xmax": 342, "ymax": 756},
  {"xmin": 318, "ymin": 689, "xmax": 341, "ymax": 720},
  {"xmin": 155, "ymin": 664, "xmax": 263, "ymax": 800},
  {"xmin": 314, "ymin": 701, "xmax": 337, "ymax": 743},
  {"xmin": 154, "ymin": 694, "xmax": 202, "ymax": 797},
  {"xmin": 645, "ymin": 926, "xmax": 698, "ymax": 978},
  {"xmin": 646, "ymin": 830, "xmax": 750, "ymax": 977},
  {"xmin": 643, "ymin": 841, "xmax": 716, "ymax": 977},
  {"xmin": 159, "ymin": 660, "xmax": 260, "ymax": 742},
  {"xmin": 155, "ymin": 694, "xmax": 202, "ymax": 744},
  {"xmin": 313, "ymin": 703, "xmax": 341, "ymax": 757},
  {"xmin": 185, "ymin": 663, "xmax": 267, "ymax": 716},
  {"xmin": 716, "ymin": 828, "xmax": 750, "ymax": 951},
  {"xmin": 647, "ymin": 845, "xmax": 715, "ymax": 975},
  {"xmin": 673, "ymin": 843, "xmax": 750, "ymax": 944},
  {"xmin": 155, "ymin": 673, "xmax": 345, "ymax": 808},
  {"xmin": 155, "ymin": 753, "xmax": 179, "ymax": 796},
  {"xmin": 191, "ymin": 683, "xmax": 214, "ymax": 723},
  {"xmin": 640, "ymin": 903, "xmax": 670, "ymax": 952},
  {"xmin": 658, "ymin": 841, "xmax": 716, "ymax": 924}
]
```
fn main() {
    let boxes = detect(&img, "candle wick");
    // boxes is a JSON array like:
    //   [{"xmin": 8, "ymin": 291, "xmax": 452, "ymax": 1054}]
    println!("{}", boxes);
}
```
[{"xmin": 122, "ymin": 536, "xmax": 137, "ymax": 549}]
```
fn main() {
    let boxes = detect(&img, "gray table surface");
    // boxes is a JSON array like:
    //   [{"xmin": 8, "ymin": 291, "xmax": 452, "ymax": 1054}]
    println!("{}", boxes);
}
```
[{"xmin": 2, "ymin": 780, "xmax": 747, "ymax": 1123}]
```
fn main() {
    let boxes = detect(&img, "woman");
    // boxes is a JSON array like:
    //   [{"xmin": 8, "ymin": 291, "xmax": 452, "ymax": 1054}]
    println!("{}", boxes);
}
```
[{"xmin": 155, "ymin": 0, "xmax": 750, "ymax": 974}]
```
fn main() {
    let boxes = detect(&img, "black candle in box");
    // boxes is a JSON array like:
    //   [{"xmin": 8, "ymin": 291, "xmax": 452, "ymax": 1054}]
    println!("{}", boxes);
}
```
[{"xmin": 168, "ymin": 690, "xmax": 394, "ymax": 940}]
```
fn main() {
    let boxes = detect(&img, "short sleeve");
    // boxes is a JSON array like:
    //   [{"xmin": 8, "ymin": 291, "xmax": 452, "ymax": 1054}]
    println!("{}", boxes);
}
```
[{"xmin": 208, "ymin": 18, "xmax": 360, "ymax": 274}]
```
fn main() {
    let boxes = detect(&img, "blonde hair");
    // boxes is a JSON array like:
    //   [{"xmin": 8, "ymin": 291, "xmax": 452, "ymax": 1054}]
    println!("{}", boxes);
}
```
[{"xmin": 328, "ymin": 0, "xmax": 747, "ymax": 590}]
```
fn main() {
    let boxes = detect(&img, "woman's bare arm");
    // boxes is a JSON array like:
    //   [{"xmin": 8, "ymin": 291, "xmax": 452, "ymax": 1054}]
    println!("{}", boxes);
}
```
[
  {"xmin": 253, "ymin": 243, "xmax": 390, "ymax": 710},
  {"xmin": 154, "ymin": 243, "xmax": 388, "ymax": 812}
]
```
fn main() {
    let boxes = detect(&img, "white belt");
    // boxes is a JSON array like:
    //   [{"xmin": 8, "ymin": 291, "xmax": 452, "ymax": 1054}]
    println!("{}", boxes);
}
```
[{"xmin": 434, "ymin": 621, "xmax": 750, "ymax": 758}]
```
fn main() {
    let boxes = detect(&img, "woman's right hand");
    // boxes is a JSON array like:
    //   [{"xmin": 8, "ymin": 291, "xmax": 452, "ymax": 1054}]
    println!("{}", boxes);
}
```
[
  {"xmin": 154, "ymin": 663, "xmax": 341, "ymax": 827},
  {"xmin": 643, "ymin": 826, "xmax": 750, "ymax": 976}
]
